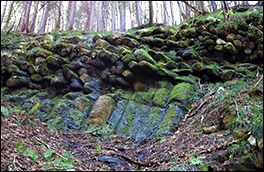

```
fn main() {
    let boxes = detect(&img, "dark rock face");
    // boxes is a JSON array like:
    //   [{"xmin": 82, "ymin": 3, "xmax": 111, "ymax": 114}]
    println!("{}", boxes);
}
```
[{"xmin": 1, "ymin": 6, "xmax": 263, "ymax": 145}]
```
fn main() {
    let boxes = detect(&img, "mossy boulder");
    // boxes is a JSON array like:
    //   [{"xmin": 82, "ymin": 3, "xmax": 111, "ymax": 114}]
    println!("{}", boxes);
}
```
[
  {"xmin": 167, "ymin": 82, "xmax": 194, "ymax": 106},
  {"xmin": 153, "ymin": 88, "xmax": 170, "ymax": 107},
  {"xmin": 33, "ymin": 47, "xmax": 53, "ymax": 58},
  {"xmin": 155, "ymin": 103, "xmax": 184, "ymax": 137},
  {"xmin": 87, "ymin": 95, "xmax": 115, "ymax": 125},
  {"xmin": 6, "ymin": 76, "xmax": 30, "ymax": 88}
]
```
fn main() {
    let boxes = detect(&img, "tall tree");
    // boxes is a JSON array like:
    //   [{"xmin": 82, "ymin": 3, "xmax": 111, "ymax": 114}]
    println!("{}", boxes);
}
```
[
  {"xmin": 122, "ymin": 1, "xmax": 126, "ymax": 31},
  {"xmin": 29, "ymin": 1, "xmax": 39, "ymax": 32},
  {"xmin": 177, "ymin": 1, "xmax": 183, "ymax": 23},
  {"xmin": 55, "ymin": 1, "xmax": 62, "ymax": 31},
  {"xmin": 129, "ymin": 2, "xmax": 134, "ymax": 28},
  {"xmin": 89, "ymin": 1, "xmax": 95, "ymax": 31},
  {"xmin": 20, "ymin": 1, "xmax": 32, "ymax": 33},
  {"xmin": 1, "ymin": 1, "xmax": 8, "ymax": 25},
  {"xmin": 211, "ymin": 1, "xmax": 217, "ymax": 13},
  {"xmin": 97, "ymin": 1, "xmax": 103, "ymax": 32},
  {"xmin": 112, "ymin": 1, "xmax": 116, "ymax": 31},
  {"xmin": 38, "ymin": 1, "xmax": 50, "ymax": 33},
  {"xmin": 170, "ymin": 1, "xmax": 175, "ymax": 25},
  {"xmin": 185, "ymin": 1, "xmax": 191, "ymax": 17},
  {"xmin": 200, "ymin": 1, "xmax": 208, "ymax": 15},
  {"xmin": 149, "ymin": 1, "xmax": 154, "ymax": 25},
  {"xmin": 67, "ymin": 1, "xmax": 76, "ymax": 30},
  {"xmin": 136, "ymin": 1, "xmax": 141, "ymax": 26},
  {"xmin": 3, "ymin": 1, "xmax": 15, "ymax": 31},
  {"xmin": 163, "ymin": 1, "xmax": 168, "ymax": 25}
]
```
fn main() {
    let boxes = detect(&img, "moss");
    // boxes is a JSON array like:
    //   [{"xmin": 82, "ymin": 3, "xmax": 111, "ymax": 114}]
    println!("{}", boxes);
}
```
[
  {"xmin": 167, "ymin": 82, "xmax": 194, "ymax": 107},
  {"xmin": 153, "ymin": 88, "xmax": 170, "ymax": 107},
  {"xmin": 137, "ymin": 51, "xmax": 156, "ymax": 65}
]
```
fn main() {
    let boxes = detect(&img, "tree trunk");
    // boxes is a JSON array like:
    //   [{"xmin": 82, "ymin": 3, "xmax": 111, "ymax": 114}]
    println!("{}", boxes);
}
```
[
  {"xmin": 185, "ymin": 2, "xmax": 191, "ymax": 17},
  {"xmin": 39, "ymin": 1, "xmax": 50, "ymax": 33},
  {"xmin": 136, "ymin": 1, "xmax": 141, "ymax": 26},
  {"xmin": 21, "ymin": 1, "xmax": 32, "ymax": 33},
  {"xmin": 211, "ymin": 1, "xmax": 217, "ymax": 13},
  {"xmin": 66, "ymin": 1, "xmax": 72, "ymax": 30},
  {"xmin": 29, "ymin": 1, "xmax": 39, "ymax": 33},
  {"xmin": 200, "ymin": 1, "xmax": 208, "ymax": 15},
  {"xmin": 97, "ymin": 1, "xmax": 103, "ymax": 32},
  {"xmin": 149, "ymin": 1, "xmax": 154, "ymax": 26},
  {"xmin": 1, "ymin": 1, "xmax": 8, "ymax": 25},
  {"xmin": 3, "ymin": 1, "xmax": 15, "ymax": 31},
  {"xmin": 89, "ymin": 1, "xmax": 95, "ymax": 31},
  {"xmin": 103, "ymin": 1, "xmax": 108, "ymax": 31},
  {"xmin": 122, "ymin": 1, "xmax": 126, "ymax": 31},
  {"xmin": 129, "ymin": 2, "xmax": 134, "ymax": 28},
  {"xmin": 163, "ymin": 1, "xmax": 168, "ymax": 25},
  {"xmin": 177, "ymin": 1, "xmax": 183, "ymax": 23},
  {"xmin": 170, "ymin": 1, "xmax": 175, "ymax": 25},
  {"xmin": 55, "ymin": 1, "xmax": 62, "ymax": 31},
  {"xmin": 112, "ymin": 1, "xmax": 116, "ymax": 31},
  {"xmin": 67, "ymin": 1, "xmax": 76, "ymax": 30}
]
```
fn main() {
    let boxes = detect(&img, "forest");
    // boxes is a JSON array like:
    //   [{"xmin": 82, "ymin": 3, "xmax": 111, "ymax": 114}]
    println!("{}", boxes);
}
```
[
  {"xmin": 1, "ymin": 1, "xmax": 263, "ymax": 171},
  {"xmin": 0, "ymin": 1, "xmax": 260, "ymax": 33}
]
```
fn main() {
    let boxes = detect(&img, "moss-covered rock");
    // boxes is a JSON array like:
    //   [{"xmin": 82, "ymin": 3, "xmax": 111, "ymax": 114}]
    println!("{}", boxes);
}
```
[
  {"xmin": 167, "ymin": 82, "xmax": 194, "ymax": 106},
  {"xmin": 153, "ymin": 88, "xmax": 170, "ymax": 107},
  {"xmin": 87, "ymin": 95, "xmax": 114, "ymax": 125},
  {"xmin": 33, "ymin": 47, "xmax": 53, "ymax": 58},
  {"xmin": 6, "ymin": 76, "xmax": 30, "ymax": 88}
]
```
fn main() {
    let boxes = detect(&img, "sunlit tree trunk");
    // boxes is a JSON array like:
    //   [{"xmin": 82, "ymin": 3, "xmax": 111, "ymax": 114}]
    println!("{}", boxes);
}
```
[
  {"xmin": 1, "ymin": 1, "xmax": 8, "ymax": 26},
  {"xmin": 149, "ymin": 1, "xmax": 154, "ymax": 25},
  {"xmin": 185, "ymin": 2, "xmax": 191, "ymax": 17},
  {"xmin": 129, "ymin": 2, "xmax": 134, "ymax": 28},
  {"xmin": 55, "ymin": 1, "xmax": 62, "ymax": 31},
  {"xmin": 39, "ymin": 1, "xmax": 50, "ymax": 33},
  {"xmin": 89, "ymin": 1, "xmax": 95, "ymax": 31},
  {"xmin": 163, "ymin": 1, "xmax": 168, "ymax": 25},
  {"xmin": 67, "ymin": 1, "xmax": 76, "ymax": 30},
  {"xmin": 200, "ymin": 1, "xmax": 208, "ymax": 15},
  {"xmin": 136, "ymin": 1, "xmax": 141, "ymax": 26},
  {"xmin": 211, "ymin": 1, "xmax": 217, "ymax": 13},
  {"xmin": 97, "ymin": 1, "xmax": 103, "ymax": 32},
  {"xmin": 122, "ymin": 1, "xmax": 126, "ymax": 31},
  {"xmin": 177, "ymin": 1, "xmax": 183, "ymax": 23},
  {"xmin": 170, "ymin": 1, "xmax": 175, "ymax": 25},
  {"xmin": 29, "ymin": 1, "xmax": 39, "ymax": 33},
  {"xmin": 112, "ymin": 1, "xmax": 116, "ymax": 31},
  {"xmin": 3, "ymin": 1, "xmax": 15, "ymax": 31}
]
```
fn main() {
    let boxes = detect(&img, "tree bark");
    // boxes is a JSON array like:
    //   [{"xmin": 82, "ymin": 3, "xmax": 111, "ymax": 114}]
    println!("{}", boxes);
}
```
[
  {"xmin": 211, "ymin": 1, "xmax": 217, "ymax": 13},
  {"xmin": 97, "ymin": 1, "xmax": 103, "ymax": 32},
  {"xmin": 122, "ymin": 1, "xmax": 126, "ymax": 31},
  {"xmin": 185, "ymin": 2, "xmax": 191, "ymax": 17},
  {"xmin": 55, "ymin": 1, "xmax": 62, "ymax": 31},
  {"xmin": 136, "ymin": 1, "xmax": 141, "ymax": 26},
  {"xmin": 149, "ymin": 1, "xmax": 154, "ymax": 26},
  {"xmin": 1, "ymin": 1, "xmax": 8, "ymax": 25},
  {"xmin": 129, "ymin": 2, "xmax": 134, "ymax": 28},
  {"xmin": 3, "ymin": 1, "xmax": 15, "ymax": 31},
  {"xmin": 170, "ymin": 1, "xmax": 175, "ymax": 25},
  {"xmin": 200, "ymin": 1, "xmax": 209, "ymax": 15},
  {"xmin": 39, "ymin": 1, "xmax": 50, "ymax": 33},
  {"xmin": 66, "ymin": 1, "xmax": 72, "ymax": 30},
  {"xmin": 67, "ymin": 1, "xmax": 76, "ymax": 30},
  {"xmin": 29, "ymin": 1, "xmax": 39, "ymax": 33},
  {"xmin": 163, "ymin": 1, "xmax": 168, "ymax": 25},
  {"xmin": 112, "ymin": 1, "xmax": 116, "ymax": 31},
  {"xmin": 89, "ymin": 1, "xmax": 95, "ymax": 31}
]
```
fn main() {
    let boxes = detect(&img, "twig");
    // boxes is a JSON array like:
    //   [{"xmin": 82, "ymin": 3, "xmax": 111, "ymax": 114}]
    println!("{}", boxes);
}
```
[
  {"xmin": 60, "ymin": 129, "xmax": 97, "ymax": 136},
  {"xmin": 252, "ymin": 75, "xmax": 263, "ymax": 90}
]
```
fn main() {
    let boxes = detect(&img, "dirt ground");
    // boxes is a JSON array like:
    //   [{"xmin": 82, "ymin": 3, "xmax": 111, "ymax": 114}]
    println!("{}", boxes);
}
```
[{"xmin": 1, "ymin": 84, "xmax": 263, "ymax": 171}]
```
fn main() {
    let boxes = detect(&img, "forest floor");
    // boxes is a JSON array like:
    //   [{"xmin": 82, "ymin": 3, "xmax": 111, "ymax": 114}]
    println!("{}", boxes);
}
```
[{"xmin": 1, "ymin": 77, "xmax": 263, "ymax": 171}]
